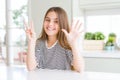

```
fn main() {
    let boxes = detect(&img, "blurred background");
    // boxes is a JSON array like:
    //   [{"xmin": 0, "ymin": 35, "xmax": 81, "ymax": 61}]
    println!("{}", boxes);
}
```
[{"xmin": 0, "ymin": 0, "xmax": 120, "ymax": 73}]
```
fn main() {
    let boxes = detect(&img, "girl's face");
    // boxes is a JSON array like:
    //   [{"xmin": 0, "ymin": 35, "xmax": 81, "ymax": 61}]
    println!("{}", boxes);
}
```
[{"xmin": 44, "ymin": 11, "xmax": 60, "ymax": 37}]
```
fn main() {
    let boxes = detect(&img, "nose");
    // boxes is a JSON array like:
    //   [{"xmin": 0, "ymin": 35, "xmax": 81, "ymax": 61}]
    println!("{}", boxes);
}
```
[{"xmin": 49, "ymin": 20, "xmax": 54, "ymax": 26}]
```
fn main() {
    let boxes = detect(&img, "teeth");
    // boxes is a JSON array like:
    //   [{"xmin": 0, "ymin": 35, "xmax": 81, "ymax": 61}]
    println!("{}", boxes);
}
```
[{"xmin": 47, "ymin": 27, "xmax": 55, "ymax": 31}]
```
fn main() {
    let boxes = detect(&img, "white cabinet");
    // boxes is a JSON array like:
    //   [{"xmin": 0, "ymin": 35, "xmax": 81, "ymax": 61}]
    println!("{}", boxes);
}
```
[
  {"xmin": 85, "ymin": 57, "xmax": 120, "ymax": 73},
  {"xmin": 82, "ymin": 51, "xmax": 120, "ymax": 73},
  {"xmin": 79, "ymin": 0, "xmax": 120, "ymax": 9},
  {"xmin": 79, "ymin": 0, "xmax": 120, "ymax": 5}
]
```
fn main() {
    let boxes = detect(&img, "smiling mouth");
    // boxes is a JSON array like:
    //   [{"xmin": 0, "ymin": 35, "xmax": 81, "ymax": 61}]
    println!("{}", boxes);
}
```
[{"xmin": 47, "ymin": 27, "xmax": 56, "ymax": 31}]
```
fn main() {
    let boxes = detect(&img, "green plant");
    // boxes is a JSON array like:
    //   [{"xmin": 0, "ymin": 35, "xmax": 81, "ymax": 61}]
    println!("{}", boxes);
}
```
[
  {"xmin": 12, "ymin": 5, "xmax": 27, "ymax": 27},
  {"xmin": 84, "ymin": 32, "xmax": 94, "ymax": 40},
  {"xmin": 105, "ymin": 32, "xmax": 116, "ymax": 47},
  {"xmin": 84, "ymin": 32, "xmax": 105, "ymax": 40},
  {"xmin": 108, "ymin": 32, "xmax": 116, "ymax": 42},
  {"xmin": 94, "ymin": 32, "xmax": 105, "ymax": 40},
  {"xmin": 109, "ymin": 32, "xmax": 116, "ymax": 37}
]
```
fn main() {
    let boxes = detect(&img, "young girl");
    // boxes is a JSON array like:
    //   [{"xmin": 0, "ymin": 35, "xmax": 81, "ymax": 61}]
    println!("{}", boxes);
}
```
[{"xmin": 25, "ymin": 7, "xmax": 84, "ymax": 72}]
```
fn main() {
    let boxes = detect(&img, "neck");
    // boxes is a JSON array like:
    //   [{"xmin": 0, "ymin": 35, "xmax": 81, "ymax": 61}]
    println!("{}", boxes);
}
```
[
  {"xmin": 48, "ymin": 36, "xmax": 57, "ymax": 42},
  {"xmin": 47, "ymin": 36, "xmax": 57, "ymax": 47}
]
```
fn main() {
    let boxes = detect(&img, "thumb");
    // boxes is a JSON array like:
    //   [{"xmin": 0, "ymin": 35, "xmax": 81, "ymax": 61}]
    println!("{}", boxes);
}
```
[{"xmin": 62, "ymin": 29, "xmax": 68, "ymax": 36}]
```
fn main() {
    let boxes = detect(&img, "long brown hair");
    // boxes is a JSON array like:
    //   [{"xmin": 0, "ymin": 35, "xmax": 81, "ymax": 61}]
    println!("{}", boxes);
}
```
[{"xmin": 38, "ymin": 7, "xmax": 71, "ymax": 50}]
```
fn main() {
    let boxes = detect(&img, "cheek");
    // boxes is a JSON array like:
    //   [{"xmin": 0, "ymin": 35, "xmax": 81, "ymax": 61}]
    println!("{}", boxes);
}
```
[
  {"xmin": 56, "ymin": 27, "xmax": 60, "ymax": 34},
  {"xmin": 43, "ymin": 21, "xmax": 48, "ymax": 26},
  {"xmin": 43, "ymin": 22, "xmax": 47, "ymax": 27},
  {"xmin": 43, "ymin": 22, "xmax": 47, "ymax": 28}
]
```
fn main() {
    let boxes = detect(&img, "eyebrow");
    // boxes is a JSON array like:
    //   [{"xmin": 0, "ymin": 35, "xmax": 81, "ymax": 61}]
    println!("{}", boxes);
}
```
[{"xmin": 45, "ymin": 17, "xmax": 58, "ymax": 20}]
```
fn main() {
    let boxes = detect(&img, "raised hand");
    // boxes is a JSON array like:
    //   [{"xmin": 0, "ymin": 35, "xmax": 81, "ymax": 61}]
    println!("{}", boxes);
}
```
[
  {"xmin": 24, "ymin": 21, "xmax": 36, "ymax": 42},
  {"xmin": 62, "ymin": 20, "xmax": 83, "ymax": 47}
]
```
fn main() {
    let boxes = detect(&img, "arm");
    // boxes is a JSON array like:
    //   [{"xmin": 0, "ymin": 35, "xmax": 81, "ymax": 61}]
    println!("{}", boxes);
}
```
[
  {"xmin": 71, "ymin": 44, "xmax": 85, "ymax": 72},
  {"xmin": 25, "ymin": 21, "xmax": 37, "ymax": 71},
  {"xmin": 62, "ymin": 20, "xmax": 85, "ymax": 72}
]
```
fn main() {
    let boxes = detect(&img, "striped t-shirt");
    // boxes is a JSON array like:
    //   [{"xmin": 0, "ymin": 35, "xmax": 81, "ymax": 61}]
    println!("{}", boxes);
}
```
[{"xmin": 35, "ymin": 39, "xmax": 73, "ymax": 70}]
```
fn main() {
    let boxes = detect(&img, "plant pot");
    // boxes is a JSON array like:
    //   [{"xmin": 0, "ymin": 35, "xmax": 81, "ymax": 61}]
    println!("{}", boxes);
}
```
[
  {"xmin": 105, "ymin": 46, "xmax": 115, "ymax": 51},
  {"xmin": 83, "ymin": 40, "xmax": 104, "ymax": 51}
]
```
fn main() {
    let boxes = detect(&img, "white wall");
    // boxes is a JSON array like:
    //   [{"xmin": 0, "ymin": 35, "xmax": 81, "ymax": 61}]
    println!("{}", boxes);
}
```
[{"xmin": 28, "ymin": 0, "xmax": 72, "ymax": 38}]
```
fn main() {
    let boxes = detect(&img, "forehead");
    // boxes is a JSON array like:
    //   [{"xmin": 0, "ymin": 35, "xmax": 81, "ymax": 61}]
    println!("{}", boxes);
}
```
[{"xmin": 46, "ymin": 11, "xmax": 58, "ymax": 20}]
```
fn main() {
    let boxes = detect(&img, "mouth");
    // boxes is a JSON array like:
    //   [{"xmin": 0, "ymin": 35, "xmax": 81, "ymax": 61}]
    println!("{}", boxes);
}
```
[{"xmin": 47, "ymin": 27, "xmax": 56, "ymax": 31}]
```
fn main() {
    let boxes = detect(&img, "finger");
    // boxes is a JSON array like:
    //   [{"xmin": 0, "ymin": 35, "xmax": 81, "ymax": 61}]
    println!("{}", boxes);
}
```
[
  {"xmin": 71, "ymin": 18, "xmax": 76, "ymax": 30},
  {"xmin": 77, "ymin": 22, "xmax": 82, "ymax": 31},
  {"xmin": 74, "ymin": 20, "xmax": 81, "ymax": 30},
  {"xmin": 25, "ymin": 30, "xmax": 30, "ymax": 38},
  {"xmin": 26, "ymin": 32, "xmax": 31, "ymax": 40},
  {"xmin": 75, "ymin": 29, "xmax": 84, "ymax": 38},
  {"xmin": 79, "ymin": 29, "xmax": 85, "ymax": 34},
  {"xmin": 30, "ymin": 21, "xmax": 35, "ymax": 32},
  {"xmin": 62, "ymin": 29, "xmax": 68, "ymax": 36},
  {"xmin": 24, "ymin": 21, "xmax": 29, "ymax": 31},
  {"xmin": 71, "ymin": 19, "xmax": 80, "ymax": 31}
]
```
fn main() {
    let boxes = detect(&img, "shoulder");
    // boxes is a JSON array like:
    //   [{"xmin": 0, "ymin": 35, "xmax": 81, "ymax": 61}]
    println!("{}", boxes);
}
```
[
  {"xmin": 35, "ymin": 39, "xmax": 45, "ymax": 48},
  {"xmin": 36, "ymin": 38, "xmax": 44, "ymax": 44},
  {"xmin": 56, "ymin": 43, "xmax": 72, "ymax": 55},
  {"xmin": 36, "ymin": 39, "xmax": 45, "ymax": 45}
]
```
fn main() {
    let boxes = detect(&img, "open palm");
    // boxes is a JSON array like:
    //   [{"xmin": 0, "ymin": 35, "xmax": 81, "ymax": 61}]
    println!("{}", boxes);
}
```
[{"xmin": 62, "ymin": 20, "xmax": 83, "ymax": 46}]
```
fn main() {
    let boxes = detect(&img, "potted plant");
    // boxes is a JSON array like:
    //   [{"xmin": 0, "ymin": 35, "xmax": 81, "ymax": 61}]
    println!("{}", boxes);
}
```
[
  {"xmin": 83, "ymin": 32, "xmax": 105, "ymax": 51},
  {"xmin": 105, "ymin": 33, "xmax": 116, "ymax": 50},
  {"xmin": 108, "ymin": 33, "xmax": 116, "ymax": 43}
]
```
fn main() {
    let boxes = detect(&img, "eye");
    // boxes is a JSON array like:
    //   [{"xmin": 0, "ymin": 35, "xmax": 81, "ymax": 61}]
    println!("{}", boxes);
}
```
[
  {"xmin": 54, "ymin": 20, "xmax": 58, "ymax": 23},
  {"xmin": 45, "ymin": 18, "xmax": 50, "ymax": 22}
]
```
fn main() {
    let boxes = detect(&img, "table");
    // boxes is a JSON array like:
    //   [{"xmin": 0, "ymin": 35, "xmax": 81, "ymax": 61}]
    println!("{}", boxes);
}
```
[
  {"xmin": 27, "ymin": 69, "xmax": 87, "ymax": 80},
  {"xmin": 27, "ymin": 69, "xmax": 120, "ymax": 80},
  {"xmin": 0, "ymin": 65, "xmax": 120, "ymax": 80}
]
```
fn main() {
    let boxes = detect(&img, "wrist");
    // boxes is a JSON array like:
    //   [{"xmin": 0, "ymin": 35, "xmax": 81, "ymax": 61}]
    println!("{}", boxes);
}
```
[
  {"xmin": 28, "ymin": 39, "xmax": 36, "ymax": 45},
  {"xmin": 70, "ymin": 43, "xmax": 77, "ymax": 48},
  {"xmin": 71, "ymin": 44, "xmax": 80, "ymax": 53}
]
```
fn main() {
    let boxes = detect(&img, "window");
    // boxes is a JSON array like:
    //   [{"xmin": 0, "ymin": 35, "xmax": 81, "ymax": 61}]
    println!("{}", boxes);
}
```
[
  {"xmin": 0, "ymin": 0, "xmax": 28, "ymax": 65},
  {"xmin": 10, "ymin": 0, "xmax": 28, "ymax": 64},
  {"xmin": 85, "ymin": 8, "xmax": 120, "ymax": 43},
  {"xmin": 0, "ymin": 0, "xmax": 6, "ymax": 44},
  {"xmin": 11, "ymin": 0, "xmax": 28, "ymax": 46}
]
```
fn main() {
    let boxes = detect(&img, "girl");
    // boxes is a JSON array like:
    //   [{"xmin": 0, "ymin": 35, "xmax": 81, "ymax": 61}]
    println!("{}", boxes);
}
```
[{"xmin": 25, "ymin": 7, "xmax": 84, "ymax": 72}]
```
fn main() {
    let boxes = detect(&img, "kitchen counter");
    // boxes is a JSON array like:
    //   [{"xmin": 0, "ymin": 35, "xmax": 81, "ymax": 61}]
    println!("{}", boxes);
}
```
[{"xmin": 81, "ymin": 50, "xmax": 120, "ymax": 58}]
